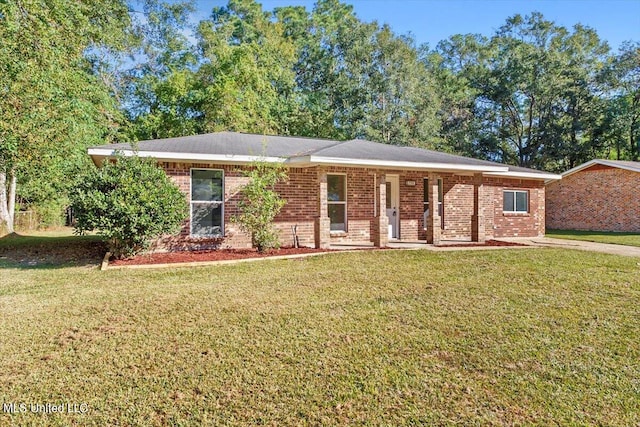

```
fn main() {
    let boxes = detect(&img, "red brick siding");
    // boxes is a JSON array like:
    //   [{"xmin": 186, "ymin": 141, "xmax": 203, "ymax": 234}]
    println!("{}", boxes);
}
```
[
  {"xmin": 157, "ymin": 162, "xmax": 547, "ymax": 249},
  {"xmin": 441, "ymin": 174, "xmax": 474, "ymax": 240},
  {"xmin": 487, "ymin": 178, "xmax": 545, "ymax": 238},
  {"xmin": 546, "ymin": 166, "xmax": 640, "ymax": 232}
]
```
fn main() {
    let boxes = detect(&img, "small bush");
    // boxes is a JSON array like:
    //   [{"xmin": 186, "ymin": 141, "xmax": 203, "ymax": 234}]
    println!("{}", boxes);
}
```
[
  {"xmin": 231, "ymin": 161, "xmax": 288, "ymax": 252},
  {"xmin": 32, "ymin": 198, "xmax": 68, "ymax": 229},
  {"xmin": 70, "ymin": 153, "xmax": 188, "ymax": 258}
]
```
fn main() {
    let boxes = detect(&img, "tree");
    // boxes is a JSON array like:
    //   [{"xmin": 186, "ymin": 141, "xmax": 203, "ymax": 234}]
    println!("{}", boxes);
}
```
[
  {"xmin": 0, "ymin": 0, "xmax": 131, "ymax": 232},
  {"xmin": 123, "ymin": 0, "xmax": 201, "ymax": 141},
  {"xmin": 70, "ymin": 154, "xmax": 188, "ymax": 258},
  {"xmin": 601, "ymin": 42, "xmax": 640, "ymax": 160},
  {"xmin": 231, "ymin": 160, "xmax": 288, "ymax": 252},
  {"xmin": 195, "ymin": 0, "xmax": 298, "ymax": 134},
  {"xmin": 359, "ymin": 27, "xmax": 440, "ymax": 147},
  {"xmin": 277, "ymin": 0, "xmax": 440, "ymax": 145},
  {"xmin": 431, "ymin": 13, "xmax": 612, "ymax": 170}
]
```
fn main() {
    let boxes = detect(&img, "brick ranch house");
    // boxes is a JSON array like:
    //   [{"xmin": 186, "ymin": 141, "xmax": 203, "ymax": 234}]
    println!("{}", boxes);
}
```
[
  {"xmin": 546, "ymin": 159, "xmax": 640, "ymax": 232},
  {"xmin": 88, "ymin": 132, "xmax": 561, "ymax": 249}
]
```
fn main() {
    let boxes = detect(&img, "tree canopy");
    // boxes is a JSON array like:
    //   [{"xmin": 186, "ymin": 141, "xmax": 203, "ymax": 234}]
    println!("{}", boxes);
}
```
[{"xmin": 1, "ymin": 0, "xmax": 638, "ymax": 231}]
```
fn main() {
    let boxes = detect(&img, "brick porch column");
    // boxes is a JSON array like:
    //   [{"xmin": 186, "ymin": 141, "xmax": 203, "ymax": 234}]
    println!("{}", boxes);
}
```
[
  {"xmin": 426, "ymin": 172, "xmax": 441, "ymax": 245},
  {"xmin": 471, "ymin": 173, "xmax": 486, "ymax": 243},
  {"xmin": 314, "ymin": 169, "xmax": 331, "ymax": 249},
  {"xmin": 372, "ymin": 173, "xmax": 388, "ymax": 248}
]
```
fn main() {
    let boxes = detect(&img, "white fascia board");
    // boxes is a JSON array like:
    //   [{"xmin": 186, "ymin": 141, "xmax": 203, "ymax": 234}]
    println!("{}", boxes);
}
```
[
  {"xmin": 287, "ymin": 155, "xmax": 509, "ymax": 173},
  {"xmin": 484, "ymin": 171, "xmax": 562, "ymax": 180},
  {"xmin": 87, "ymin": 148, "xmax": 287, "ymax": 164},
  {"xmin": 560, "ymin": 159, "xmax": 599, "ymax": 177},
  {"xmin": 562, "ymin": 159, "xmax": 640, "ymax": 177}
]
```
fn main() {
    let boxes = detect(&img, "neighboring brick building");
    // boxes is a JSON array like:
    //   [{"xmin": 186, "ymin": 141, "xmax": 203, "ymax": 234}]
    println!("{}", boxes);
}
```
[
  {"xmin": 89, "ymin": 132, "xmax": 560, "ymax": 249},
  {"xmin": 546, "ymin": 159, "xmax": 640, "ymax": 233}
]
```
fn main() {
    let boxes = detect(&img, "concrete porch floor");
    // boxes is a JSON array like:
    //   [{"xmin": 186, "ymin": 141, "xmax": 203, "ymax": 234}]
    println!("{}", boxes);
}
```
[{"xmin": 330, "ymin": 239, "xmax": 505, "ymax": 250}]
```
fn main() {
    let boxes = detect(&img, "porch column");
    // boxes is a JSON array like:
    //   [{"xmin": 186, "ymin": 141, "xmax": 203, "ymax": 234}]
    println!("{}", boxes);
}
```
[
  {"xmin": 426, "ymin": 172, "xmax": 441, "ymax": 245},
  {"xmin": 372, "ymin": 173, "xmax": 388, "ymax": 248},
  {"xmin": 471, "ymin": 173, "xmax": 486, "ymax": 243},
  {"xmin": 314, "ymin": 169, "xmax": 331, "ymax": 249}
]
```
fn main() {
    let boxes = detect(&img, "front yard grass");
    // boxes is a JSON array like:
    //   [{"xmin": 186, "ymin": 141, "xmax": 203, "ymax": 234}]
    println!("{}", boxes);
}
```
[
  {"xmin": 1, "ymin": 248, "xmax": 639, "ymax": 425},
  {"xmin": 547, "ymin": 229, "xmax": 640, "ymax": 247}
]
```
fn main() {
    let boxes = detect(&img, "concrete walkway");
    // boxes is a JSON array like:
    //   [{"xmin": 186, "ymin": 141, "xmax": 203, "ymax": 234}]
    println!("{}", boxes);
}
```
[
  {"xmin": 333, "ymin": 238, "xmax": 640, "ymax": 257},
  {"xmin": 498, "ymin": 237, "xmax": 640, "ymax": 258}
]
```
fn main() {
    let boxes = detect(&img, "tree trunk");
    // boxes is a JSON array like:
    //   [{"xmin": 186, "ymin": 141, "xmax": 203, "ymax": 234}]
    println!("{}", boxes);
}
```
[
  {"xmin": 8, "ymin": 168, "xmax": 16, "ymax": 230},
  {"xmin": 631, "ymin": 116, "xmax": 639, "ymax": 161},
  {"xmin": 0, "ymin": 168, "xmax": 14, "ymax": 233}
]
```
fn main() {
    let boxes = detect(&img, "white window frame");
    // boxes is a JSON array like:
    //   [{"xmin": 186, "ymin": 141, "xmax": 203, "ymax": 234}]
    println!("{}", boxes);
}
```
[
  {"xmin": 327, "ymin": 173, "xmax": 347, "ymax": 232},
  {"xmin": 503, "ymin": 189, "xmax": 529, "ymax": 213},
  {"xmin": 190, "ymin": 168, "xmax": 224, "ymax": 237}
]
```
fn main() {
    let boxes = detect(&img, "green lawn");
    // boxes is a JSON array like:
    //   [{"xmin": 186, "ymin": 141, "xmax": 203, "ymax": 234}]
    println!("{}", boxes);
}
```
[
  {"xmin": 1, "ymin": 246, "xmax": 639, "ymax": 425},
  {"xmin": 547, "ymin": 229, "xmax": 640, "ymax": 247}
]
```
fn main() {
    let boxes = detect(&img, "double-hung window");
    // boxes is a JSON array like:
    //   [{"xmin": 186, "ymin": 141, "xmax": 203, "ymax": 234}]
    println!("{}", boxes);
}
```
[
  {"xmin": 503, "ymin": 190, "xmax": 528, "ymax": 213},
  {"xmin": 327, "ymin": 174, "xmax": 346, "ymax": 232},
  {"xmin": 191, "ymin": 169, "xmax": 224, "ymax": 237}
]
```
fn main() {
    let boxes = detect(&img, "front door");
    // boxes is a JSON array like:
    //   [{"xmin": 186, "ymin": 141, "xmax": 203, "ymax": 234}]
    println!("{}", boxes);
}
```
[{"xmin": 385, "ymin": 175, "xmax": 400, "ymax": 239}]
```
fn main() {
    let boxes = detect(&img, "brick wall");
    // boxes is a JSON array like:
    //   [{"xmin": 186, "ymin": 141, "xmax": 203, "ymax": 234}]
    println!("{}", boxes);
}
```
[
  {"xmin": 487, "ymin": 178, "xmax": 545, "ymax": 238},
  {"xmin": 441, "ymin": 174, "xmax": 474, "ymax": 240},
  {"xmin": 546, "ymin": 165, "xmax": 640, "ymax": 232},
  {"xmin": 157, "ymin": 161, "xmax": 547, "ymax": 250}
]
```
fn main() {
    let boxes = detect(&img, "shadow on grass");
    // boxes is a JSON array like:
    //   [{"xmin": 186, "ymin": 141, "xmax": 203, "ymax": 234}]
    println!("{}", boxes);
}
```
[{"xmin": 0, "ymin": 232, "xmax": 106, "ymax": 270}]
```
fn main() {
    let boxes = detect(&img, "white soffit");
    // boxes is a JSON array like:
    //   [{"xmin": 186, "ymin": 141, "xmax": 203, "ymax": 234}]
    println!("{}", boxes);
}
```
[
  {"xmin": 87, "ymin": 148, "xmax": 287, "ymax": 164},
  {"xmin": 287, "ymin": 155, "xmax": 509, "ymax": 173}
]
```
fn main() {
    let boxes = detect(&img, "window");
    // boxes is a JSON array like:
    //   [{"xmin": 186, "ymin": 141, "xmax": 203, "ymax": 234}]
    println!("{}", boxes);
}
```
[
  {"xmin": 423, "ymin": 178, "xmax": 444, "ymax": 229},
  {"xmin": 327, "ymin": 174, "xmax": 346, "ymax": 232},
  {"xmin": 191, "ymin": 169, "xmax": 223, "ymax": 237},
  {"xmin": 503, "ymin": 190, "xmax": 528, "ymax": 213}
]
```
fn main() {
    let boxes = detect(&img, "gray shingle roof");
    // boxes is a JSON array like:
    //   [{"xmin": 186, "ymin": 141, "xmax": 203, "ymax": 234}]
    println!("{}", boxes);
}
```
[
  {"xmin": 563, "ymin": 159, "xmax": 640, "ymax": 176},
  {"xmin": 89, "ymin": 131, "xmax": 559, "ymax": 178},
  {"xmin": 99, "ymin": 132, "xmax": 341, "ymax": 157},
  {"xmin": 308, "ymin": 139, "xmax": 506, "ymax": 168}
]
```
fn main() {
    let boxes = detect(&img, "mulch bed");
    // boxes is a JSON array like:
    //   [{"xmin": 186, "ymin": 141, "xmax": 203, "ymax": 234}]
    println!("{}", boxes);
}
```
[
  {"xmin": 109, "ymin": 246, "xmax": 335, "ymax": 266},
  {"xmin": 110, "ymin": 240, "xmax": 528, "ymax": 267}
]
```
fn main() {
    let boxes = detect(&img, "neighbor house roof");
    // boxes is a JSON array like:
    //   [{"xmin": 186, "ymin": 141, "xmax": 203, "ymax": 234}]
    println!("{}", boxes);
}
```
[
  {"xmin": 561, "ymin": 159, "xmax": 640, "ymax": 177},
  {"xmin": 88, "ymin": 132, "xmax": 561, "ymax": 180}
]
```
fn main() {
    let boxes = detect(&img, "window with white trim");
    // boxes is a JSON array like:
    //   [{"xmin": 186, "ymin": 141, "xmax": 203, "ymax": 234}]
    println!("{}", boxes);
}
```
[
  {"xmin": 327, "ymin": 174, "xmax": 346, "ymax": 232},
  {"xmin": 191, "ymin": 169, "xmax": 224, "ymax": 237},
  {"xmin": 503, "ymin": 190, "xmax": 528, "ymax": 213}
]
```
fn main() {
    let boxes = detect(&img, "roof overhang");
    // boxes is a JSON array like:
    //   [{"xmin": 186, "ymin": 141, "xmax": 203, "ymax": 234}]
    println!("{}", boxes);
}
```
[
  {"xmin": 287, "ymin": 155, "xmax": 509, "ymax": 173},
  {"xmin": 88, "ymin": 147, "xmax": 560, "ymax": 180},
  {"xmin": 561, "ymin": 159, "xmax": 640, "ymax": 178},
  {"xmin": 87, "ymin": 148, "xmax": 287, "ymax": 166},
  {"xmin": 484, "ymin": 170, "xmax": 562, "ymax": 181}
]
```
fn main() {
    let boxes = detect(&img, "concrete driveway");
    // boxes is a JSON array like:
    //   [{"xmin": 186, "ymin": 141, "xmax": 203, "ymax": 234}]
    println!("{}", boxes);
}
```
[{"xmin": 499, "ymin": 237, "xmax": 640, "ymax": 258}]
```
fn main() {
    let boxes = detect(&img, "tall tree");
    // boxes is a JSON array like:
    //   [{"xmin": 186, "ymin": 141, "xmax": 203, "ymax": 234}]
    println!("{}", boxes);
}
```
[
  {"xmin": 602, "ymin": 42, "xmax": 640, "ymax": 160},
  {"xmin": 432, "ymin": 13, "xmax": 612, "ymax": 170},
  {"xmin": 277, "ymin": 0, "xmax": 440, "ymax": 145},
  {"xmin": 195, "ymin": 0, "xmax": 297, "ymax": 134},
  {"xmin": 123, "ymin": 0, "xmax": 200, "ymax": 141},
  {"xmin": 0, "ymin": 0, "xmax": 131, "ymax": 232}
]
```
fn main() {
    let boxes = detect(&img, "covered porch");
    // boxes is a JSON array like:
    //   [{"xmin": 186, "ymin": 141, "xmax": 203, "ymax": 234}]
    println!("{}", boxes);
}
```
[{"xmin": 313, "ymin": 168, "xmax": 489, "ymax": 249}]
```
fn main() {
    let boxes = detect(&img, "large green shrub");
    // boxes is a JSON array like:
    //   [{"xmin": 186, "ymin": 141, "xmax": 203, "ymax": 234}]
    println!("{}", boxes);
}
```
[
  {"xmin": 70, "ymin": 153, "xmax": 188, "ymax": 258},
  {"xmin": 231, "ymin": 161, "xmax": 288, "ymax": 252}
]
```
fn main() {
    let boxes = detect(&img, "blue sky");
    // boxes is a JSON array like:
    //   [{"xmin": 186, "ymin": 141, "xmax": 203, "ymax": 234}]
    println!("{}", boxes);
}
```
[{"xmin": 193, "ymin": 0, "xmax": 640, "ymax": 51}]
